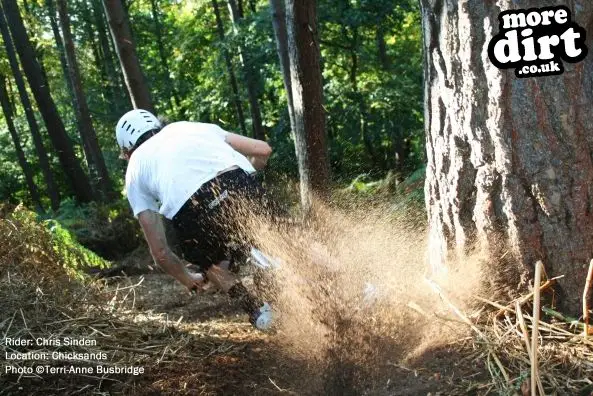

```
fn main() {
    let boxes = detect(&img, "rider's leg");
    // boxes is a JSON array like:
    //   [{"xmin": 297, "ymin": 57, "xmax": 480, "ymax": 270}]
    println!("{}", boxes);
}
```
[
  {"xmin": 172, "ymin": 170, "xmax": 274, "ymax": 328},
  {"xmin": 207, "ymin": 262, "xmax": 273, "ymax": 330},
  {"xmin": 205, "ymin": 262, "xmax": 240, "ymax": 292},
  {"xmin": 205, "ymin": 261, "xmax": 263, "ymax": 316}
]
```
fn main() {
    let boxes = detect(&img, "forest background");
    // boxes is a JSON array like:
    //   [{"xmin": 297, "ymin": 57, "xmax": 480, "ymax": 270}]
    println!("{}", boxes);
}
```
[{"xmin": 0, "ymin": 0, "xmax": 424, "ymax": 221}]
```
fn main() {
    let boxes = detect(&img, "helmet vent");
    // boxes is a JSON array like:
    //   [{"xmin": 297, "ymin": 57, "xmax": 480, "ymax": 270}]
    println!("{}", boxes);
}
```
[{"xmin": 115, "ymin": 109, "xmax": 161, "ymax": 150}]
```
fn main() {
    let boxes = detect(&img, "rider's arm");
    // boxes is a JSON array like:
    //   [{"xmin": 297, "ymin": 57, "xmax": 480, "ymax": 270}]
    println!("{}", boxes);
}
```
[
  {"xmin": 137, "ymin": 210, "xmax": 202, "ymax": 291},
  {"xmin": 225, "ymin": 133, "xmax": 272, "ymax": 170}
]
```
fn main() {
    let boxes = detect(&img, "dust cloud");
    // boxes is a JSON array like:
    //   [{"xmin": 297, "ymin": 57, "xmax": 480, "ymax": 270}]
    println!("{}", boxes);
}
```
[{"xmin": 240, "ymin": 199, "xmax": 484, "ymax": 394}]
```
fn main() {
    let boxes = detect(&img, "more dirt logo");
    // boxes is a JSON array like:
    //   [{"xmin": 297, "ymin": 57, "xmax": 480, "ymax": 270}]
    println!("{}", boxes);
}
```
[{"xmin": 487, "ymin": 6, "xmax": 588, "ymax": 78}]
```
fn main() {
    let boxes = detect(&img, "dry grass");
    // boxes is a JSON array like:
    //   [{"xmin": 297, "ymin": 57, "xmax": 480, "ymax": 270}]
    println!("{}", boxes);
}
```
[
  {"xmin": 0, "ymin": 205, "xmax": 266, "ymax": 395},
  {"xmin": 428, "ymin": 271, "xmax": 593, "ymax": 395}
]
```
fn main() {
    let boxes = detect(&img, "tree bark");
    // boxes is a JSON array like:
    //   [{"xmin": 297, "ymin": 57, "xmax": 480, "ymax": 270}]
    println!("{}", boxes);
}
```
[
  {"xmin": 227, "ymin": 0, "xmax": 265, "ymax": 140},
  {"xmin": 1, "ymin": 0, "xmax": 93, "ymax": 203},
  {"xmin": 0, "ymin": 6, "xmax": 60, "ymax": 210},
  {"xmin": 211, "ymin": 0, "xmax": 248, "ymax": 135},
  {"xmin": 269, "ymin": 0, "xmax": 296, "ymax": 136},
  {"xmin": 57, "ymin": 0, "xmax": 115, "ymax": 200},
  {"xmin": 420, "ymin": 0, "xmax": 593, "ymax": 313},
  {"xmin": 102, "ymin": 0, "xmax": 155, "ymax": 113},
  {"xmin": 0, "ymin": 76, "xmax": 44, "ymax": 212},
  {"xmin": 285, "ymin": 0, "xmax": 330, "ymax": 212}
]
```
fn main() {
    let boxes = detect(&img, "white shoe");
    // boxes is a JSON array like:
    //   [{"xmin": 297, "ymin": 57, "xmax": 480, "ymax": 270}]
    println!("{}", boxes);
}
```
[
  {"xmin": 249, "ymin": 248, "xmax": 281, "ymax": 270},
  {"xmin": 362, "ymin": 282, "xmax": 380, "ymax": 307},
  {"xmin": 250, "ymin": 302, "xmax": 273, "ymax": 331}
]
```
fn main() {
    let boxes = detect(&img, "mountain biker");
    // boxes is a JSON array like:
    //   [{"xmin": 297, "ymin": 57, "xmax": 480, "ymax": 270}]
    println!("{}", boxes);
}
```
[{"xmin": 115, "ymin": 109, "xmax": 274, "ymax": 330}]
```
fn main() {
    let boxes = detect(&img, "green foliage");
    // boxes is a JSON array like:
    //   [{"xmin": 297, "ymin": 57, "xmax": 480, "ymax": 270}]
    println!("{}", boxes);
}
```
[
  {"xmin": 337, "ymin": 165, "xmax": 426, "ymax": 221},
  {"xmin": 0, "ymin": 0, "xmax": 425, "ymax": 237},
  {"xmin": 391, "ymin": 165, "xmax": 425, "ymax": 216},
  {"xmin": 47, "ymin": 197, "xmax": 143, "ymax": 260},
  {"xmin": 45, "ymin": 218, "xmax": 110, "ymax": 276},
  {"xmin": 8, "ymin": 206, "xmax": 110, "ymax": 280}
]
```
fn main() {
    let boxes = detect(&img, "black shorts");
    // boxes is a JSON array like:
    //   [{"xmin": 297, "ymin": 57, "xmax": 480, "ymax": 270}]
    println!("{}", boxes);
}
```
[{"xmin": 171, "ymin": 168, "xmax": 274, "ymax": 271}]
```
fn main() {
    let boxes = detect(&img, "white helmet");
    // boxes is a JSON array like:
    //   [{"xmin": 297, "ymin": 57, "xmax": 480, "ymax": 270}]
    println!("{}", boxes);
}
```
[{"xmin": 115, "ymin": 109, "xmax": 162, "ymax": 150}]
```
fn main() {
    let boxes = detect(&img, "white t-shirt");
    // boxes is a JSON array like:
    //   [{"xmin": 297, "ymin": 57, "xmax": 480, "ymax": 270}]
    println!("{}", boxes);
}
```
[{"xmin": 125, "ymin": 121, "xmax": 256, "ymax": 219}]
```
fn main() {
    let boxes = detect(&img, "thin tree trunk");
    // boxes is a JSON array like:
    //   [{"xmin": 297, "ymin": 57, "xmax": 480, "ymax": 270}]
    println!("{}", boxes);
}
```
[
  {"xmin": 21, "ymin": 0, "xmax": 48, "ymax": 83},
  {"xmin": 80, "ymin": 0, "xmax": 117, "ymax": 115},
  {"xmin": 149, "ymin": 0, "xmax": 180, "ymax": 111},
  {"xmin": 348, "ymin": 24, "xmax": 377, "ymax": 168},
  {"xmin": 247, "ymin": 0, "xmax": 256, "ymax": 13},
  {"xmin": 269, "ymin": 0, "xmax": 295, "ymax": 135},
  {"xmin": 57, "ymin": 0, "xmax": 115, "ymax": 200},
  {"xmin": 46, "ymin": 0, "xmax": 77, "ymax": 117},
  {"xmin": 420, "ymin": 0, "xmax": 593, "ymax": 314},
  {"xmin": 227, "ymin": 0, "xmax": 265, "ymax": 140},
  {"xmin": 237, "ymin": 0, "xmax": 244, "ymax": 17},
  {"xmin": 211, "ymin": 0, "xmax": 247, "ymax": 135},
  {"xmin": 0, "ymin": 7, "xmax": 60, "ymax": 210},
  {"xmin": 1, "ymin": 0, "xmax": 93, "ymax": 203},
  {"xmin": 0, "ymin": 76, "xmax": 44, "ymax": 212},
  {"xmin": 285, "ymin": 0, "xmax": 330, "ymax": 212},
  {"xmin": 391, "ymin": 123, "xmax": 407, "ymax": 170},
  {"xmin": 102, "ymin": 0, "xmax": 155, "ymax": 113},
  {"xmin": 376, "ymin": 22, "xmax": 389, "ymax": 70},
  {"xmin": 93, "ymin": 0, "xmax": 131, "ymax": 112}
]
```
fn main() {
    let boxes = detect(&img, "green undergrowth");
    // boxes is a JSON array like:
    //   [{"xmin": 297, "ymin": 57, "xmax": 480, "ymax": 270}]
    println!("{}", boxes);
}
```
[
  {"xmin": 4, "ymin": 206, "xmax": 111, "ymax": 281},
  {"xmin": 45, "ymin": 218, "xmax": 111, "ymax": 275},
  {"xmin": 334, "ymin": 166, "xmax": 426, "ymax": 219},
  {"xmin": 265, "ymin": 167, "xmax": 427, "ymax": 224},
  {"xmin": 46, "ymin": 198, "xmax": 143, "ymax": 260}
]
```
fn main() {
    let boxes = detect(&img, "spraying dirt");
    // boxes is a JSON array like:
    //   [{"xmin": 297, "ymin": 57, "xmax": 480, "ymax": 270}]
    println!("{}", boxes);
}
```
[
  {"xmin": 237, "ymin": 200, "xmax": 484, "ymax": 394},
  {"xmin": 1, "ymin": 201, "xmax": 491, "ymax": 395}
]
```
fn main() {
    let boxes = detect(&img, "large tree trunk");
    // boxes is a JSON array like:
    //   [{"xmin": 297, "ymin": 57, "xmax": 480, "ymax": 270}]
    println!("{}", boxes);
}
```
[
  {"xmin": 285, "ymin": 0, "xmax": 330, "ymax": 212},
  {"xmin": 0, "ymin": 76, "xmax": 44, "ymax": 212},
  {"xmin": 211, "ymin": 0, "xmax": 248, "ymax": 135},
  {"xmin": 57, "ymin": 0, "xmax": 115, "ymax": 200},
  {"xmin": 227, "ymin": 0, "xmax": 265, "ymax": 140},
  {"xmin": 1, "ymin": 0, "xmax": 94, "ymax": 203},
  {"xmin": 420, "ymin": 0, "xmax": 593, "ymax": 313},
  {"xmin": 269, "ymin": 0, "xmax": 295, "ymax": 135},
  {"xmin": 0, "ymin": 7, "xmax": 60, "ymax": 210},
  {"xmin": 102, "ymin": 0, "xmax": 155, "ymax": 113}
]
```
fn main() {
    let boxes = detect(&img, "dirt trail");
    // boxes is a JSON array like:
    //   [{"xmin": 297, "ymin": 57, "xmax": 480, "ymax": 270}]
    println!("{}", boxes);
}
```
[
  {"xmin": 97, "ymin": 201, "xmax": 494, "ymax": 395},
  {"xmin": 0, "ymin": 201, "xmax": 490, "ymax": 395},
  {"xmin": 104, "ymin": 266, "xmax": 484, "ymax": 395},
  {"xmin": 3, "ymin": 203, "xmax": 588, "ymax": 394}
]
